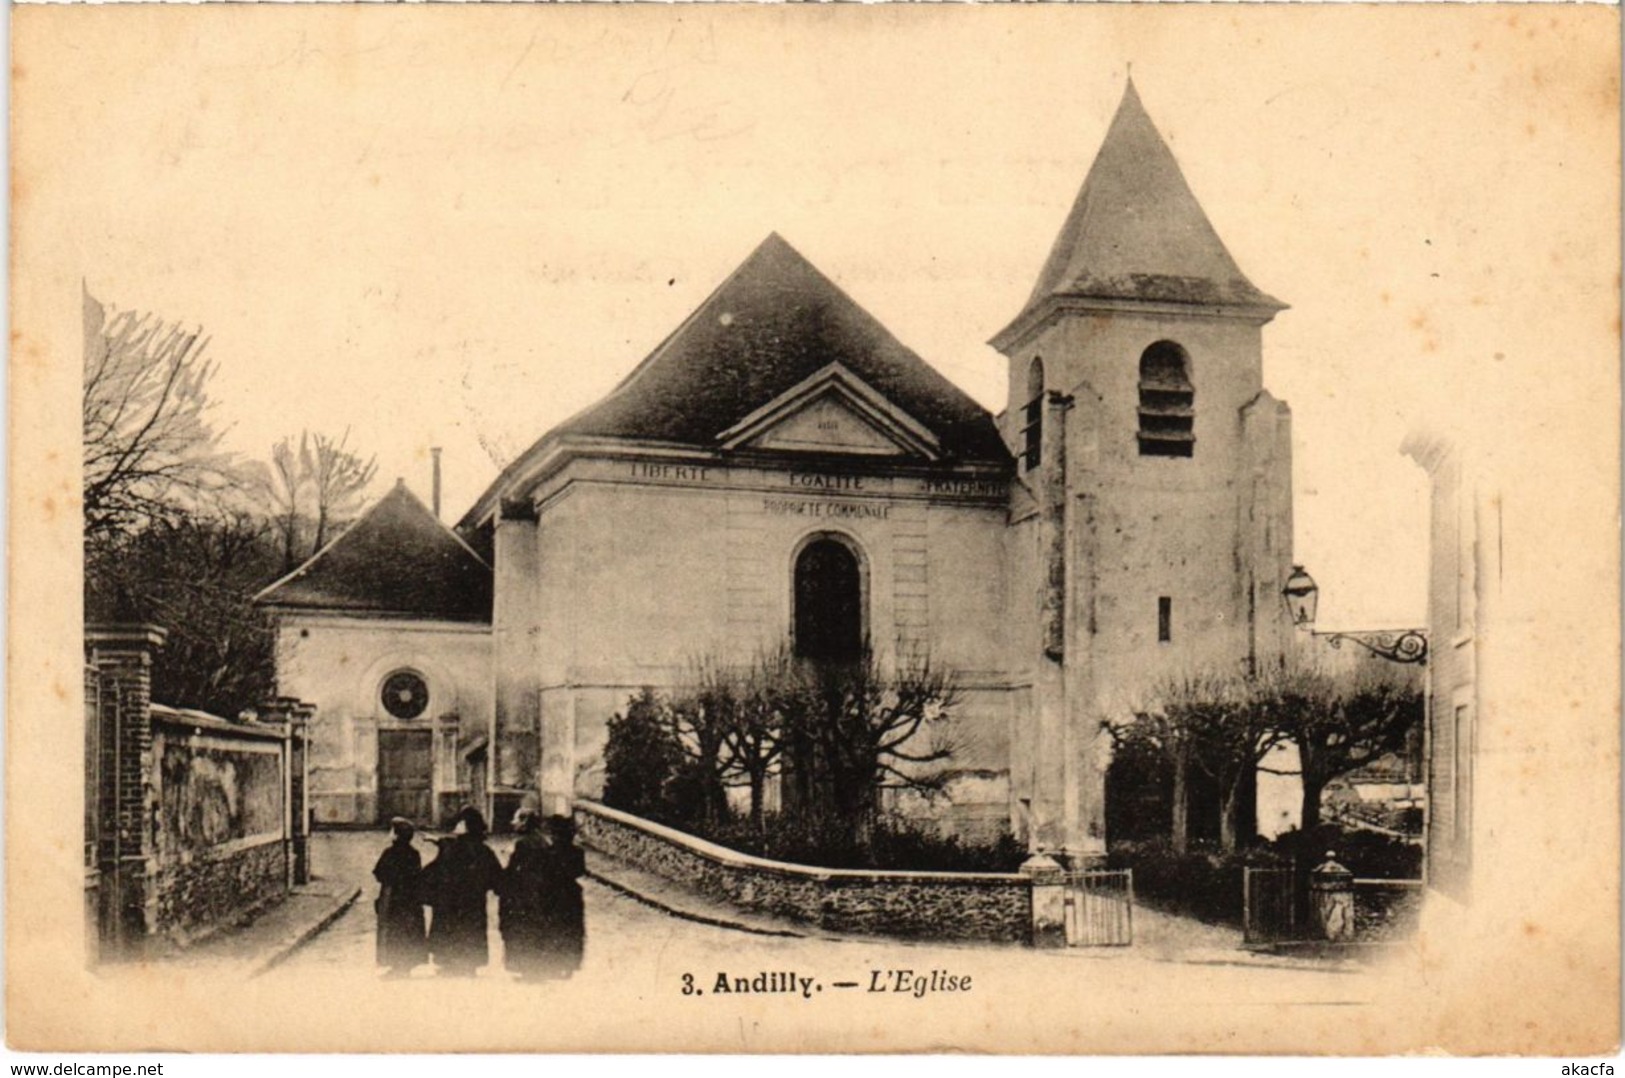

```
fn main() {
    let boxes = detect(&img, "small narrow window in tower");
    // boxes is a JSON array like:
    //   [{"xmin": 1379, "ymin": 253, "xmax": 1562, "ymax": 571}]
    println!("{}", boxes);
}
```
[
  {"xmin": 1138, "ymin": 341, "xmax": 1195, "ymax": 458},
  {"xmin": 1020, "ymin": 357, "xmax": 1045, "ymax": 470},
  {"xmin": 1158, "ymin": 597, "xmax": 1173, "ymax": 643}
]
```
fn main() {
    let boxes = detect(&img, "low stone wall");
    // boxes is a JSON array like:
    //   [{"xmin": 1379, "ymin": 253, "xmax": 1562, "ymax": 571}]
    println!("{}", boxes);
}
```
[
  {"xmin": 575, "ymin": 801, "xmax": 1032, "ymax": 943},
  {"xmin": 155, "ymin": 838, "xmax": 289, "ymax": 943},
  {"xmin": 1353, "ymin": 879, "xmax": 1424, "ymax": 941},
  {"xmin": 149, "ymin": 709, "xmax": 293, "ymax": 947},
  {"xmin": 86, "ymin": 624, "xmax": 315, "ymax": 960}
]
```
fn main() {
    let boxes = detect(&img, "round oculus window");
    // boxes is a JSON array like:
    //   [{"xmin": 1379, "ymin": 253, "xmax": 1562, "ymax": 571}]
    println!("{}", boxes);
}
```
[{"xmin": 381, "ymin": 671, "xmax": 429, "ymax": 720}]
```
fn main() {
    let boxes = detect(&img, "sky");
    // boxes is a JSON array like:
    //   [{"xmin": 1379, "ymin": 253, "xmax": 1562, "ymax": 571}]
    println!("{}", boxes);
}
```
[{"xmin": 19, "ymin": 4, "xmax": 1620, "ymax": 630}]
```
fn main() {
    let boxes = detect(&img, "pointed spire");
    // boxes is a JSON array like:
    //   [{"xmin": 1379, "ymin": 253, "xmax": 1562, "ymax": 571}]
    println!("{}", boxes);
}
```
[{"xmin": 995, "ymin": 80, "xmax": 1282, "ymax": 347}]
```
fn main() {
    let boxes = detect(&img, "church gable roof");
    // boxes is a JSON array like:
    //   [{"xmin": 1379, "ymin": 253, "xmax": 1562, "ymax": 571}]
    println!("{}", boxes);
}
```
[
  {"xmin": 255, "ymin": 481, "xmax": 492, "ymax": 622},
  {"xmin": 553, "ymin": 233, "xmax": 1008, "ymax": 463},
  {"xmin": 998, "ymin": 81, "xmax": 1283, "ymax": 343}
]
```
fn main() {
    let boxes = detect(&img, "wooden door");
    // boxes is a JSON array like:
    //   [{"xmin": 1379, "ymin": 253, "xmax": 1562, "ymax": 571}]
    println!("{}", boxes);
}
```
[{"xmin": 378, "ymin": 730, "xmax": 433, "ymax": 825}]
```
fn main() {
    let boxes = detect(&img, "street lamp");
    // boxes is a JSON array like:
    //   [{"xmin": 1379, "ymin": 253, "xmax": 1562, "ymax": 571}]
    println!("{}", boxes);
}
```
[
  {"xmin": 1282, "ymin": 564, "xmax": 1428, "ymax": 665},
  {"xmin": 1283, "ymin": 565, "xmax": 1319, "ymax": 628}
]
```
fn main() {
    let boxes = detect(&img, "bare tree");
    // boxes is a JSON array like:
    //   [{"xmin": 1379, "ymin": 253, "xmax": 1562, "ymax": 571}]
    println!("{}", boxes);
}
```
[
  {"xmin": 654, "ymin": 646, "xmax": 962, "ymax": 844},
  {"xmin": 666, "ymin": 660, "xmax": 735, "ymax": 828},
  {"xmin": 263, "ymin": 436, "xmax": 307, "ymax": 571},
  {"xmin": 1111, "ymin": 670, "xmax": 1291, "ymax": 853},
  {"xmin": 1185, "ymin": 675, "xmax": 1286, "ymax": 852},
  {"xmin": 307, "ymin": 429, "xmax": 377, "ymax": 553},
  {"xmin": 717, "ymin": 647, "xmax": 800, "ymax": 835},
  {"xmin": 1255, "ymin": 663, "xmax": 1423, "ymax": 834},
  {"xmin": 1108, "ymin": 673, "xmax": 1227, "ymax": 854},
  {"xmin": 82, "ymin": 289, "xmax": 229, "ymax": 540},
  {"xmin": 796, "ymin": 650, "xmax": 961, "ymax": 845},
  {"xmin": 257, "ymin": 429, "xmax": 379, "ymax": 569},
  {"xmin": 84, "ymin": 504, "xmax": 281, "ymax": 716}
]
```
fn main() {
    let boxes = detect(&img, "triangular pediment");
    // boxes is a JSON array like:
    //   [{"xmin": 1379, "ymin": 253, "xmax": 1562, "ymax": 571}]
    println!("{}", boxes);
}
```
[{"xmin": 718, "ymin": 363, "xmax": 942, "ymax": 460}]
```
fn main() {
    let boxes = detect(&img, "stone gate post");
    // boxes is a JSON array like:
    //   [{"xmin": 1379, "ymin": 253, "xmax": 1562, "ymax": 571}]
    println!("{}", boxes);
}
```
[
  {"xmin": 289, "ymin": 701, "xmax": 316, "ymax": 885},
  {"xmin": 1311, "ymin": 852, "xmax": 1355, "ymax": 942},
  {"xmin": 256, "ymin": 696, "xmax": 299, "ymax": 887},
  {"xmin": 1022, "ymin": 852, "xmax": 1067, "ymax": 948}
]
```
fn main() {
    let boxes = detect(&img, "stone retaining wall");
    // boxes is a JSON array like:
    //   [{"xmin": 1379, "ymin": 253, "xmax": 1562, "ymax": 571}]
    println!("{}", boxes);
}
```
[
  {"xmin": 575, "ymin": 801, "xmax": 1032, "ymax": 943},
  {"xmin": 154, "ymin": 837, "xmax": 289, "ymax": 943}
]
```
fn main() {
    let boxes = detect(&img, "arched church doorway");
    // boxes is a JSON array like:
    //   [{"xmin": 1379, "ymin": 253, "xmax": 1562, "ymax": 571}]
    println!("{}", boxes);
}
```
[{"xmin": 792, "ymin": 536, "xmax": 864, "ymax": 663}]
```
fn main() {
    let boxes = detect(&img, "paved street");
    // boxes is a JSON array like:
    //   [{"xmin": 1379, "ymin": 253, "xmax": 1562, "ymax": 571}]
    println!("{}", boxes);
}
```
[
  {"xmin": 268, "ymin": 831, "xmax": 1382, "ymax": 1016},
  {"xmin": 276, "ymin": 829, "xmax": 774, "ymax": 981}
]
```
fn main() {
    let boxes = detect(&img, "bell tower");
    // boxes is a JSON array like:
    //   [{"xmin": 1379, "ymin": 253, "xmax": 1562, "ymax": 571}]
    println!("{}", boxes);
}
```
[{"xmin": 994, "ymin": 80, "xmax": 1296, "ymax": 860}]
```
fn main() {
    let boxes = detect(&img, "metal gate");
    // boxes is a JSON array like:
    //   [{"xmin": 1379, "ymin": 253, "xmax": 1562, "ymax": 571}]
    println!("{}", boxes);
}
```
[
  {"xmin": 1063, "ymin": 869, "xmax": 1134, "ymax": 946},
  {"xmin": 1245, "ymin": 866, "xmax": 1425, "ymax": 945},
  {"xmin": 1243, "ymin": 866, "xmax": 1302, "ymax": 945}
]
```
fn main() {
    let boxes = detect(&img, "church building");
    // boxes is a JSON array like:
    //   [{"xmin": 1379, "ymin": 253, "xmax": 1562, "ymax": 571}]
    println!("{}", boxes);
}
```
[{"xmin": 257, "ymin": 81, "xmax": 1297, "ymax": 860}]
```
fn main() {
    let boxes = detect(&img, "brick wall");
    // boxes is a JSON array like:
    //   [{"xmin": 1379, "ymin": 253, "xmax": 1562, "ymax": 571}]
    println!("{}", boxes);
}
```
[
  {"xmin": 575, "ymin": 801, "xmax": 1032, "ymax": 943},
  {"xmin": 86, "ymin": 626, "xmax": 168, "ymax": 948}
]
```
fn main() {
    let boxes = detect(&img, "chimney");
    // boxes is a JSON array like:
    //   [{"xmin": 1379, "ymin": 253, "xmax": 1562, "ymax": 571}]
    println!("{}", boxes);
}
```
[{"xmin": 431, "ymin": 447, "xmax": 443, "ymax": 519}]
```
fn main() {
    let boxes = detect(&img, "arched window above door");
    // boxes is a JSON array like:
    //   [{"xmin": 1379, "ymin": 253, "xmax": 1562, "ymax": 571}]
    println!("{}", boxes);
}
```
[{"xmin": 793, "ymin": 536, "xmax": 865, "ymax": 663}]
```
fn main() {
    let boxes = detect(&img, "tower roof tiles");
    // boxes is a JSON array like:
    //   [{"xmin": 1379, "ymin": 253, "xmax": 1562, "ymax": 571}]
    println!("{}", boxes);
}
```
[{"xmin": 996, "ymin": 80, "xmax": 1283, "ymax": 346}]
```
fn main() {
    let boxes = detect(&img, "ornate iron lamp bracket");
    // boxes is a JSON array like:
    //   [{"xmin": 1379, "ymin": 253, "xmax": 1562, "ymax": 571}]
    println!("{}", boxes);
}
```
[{"xmin": 1322, "ymin": 630, "xmax": 1429, "ymax": 665}]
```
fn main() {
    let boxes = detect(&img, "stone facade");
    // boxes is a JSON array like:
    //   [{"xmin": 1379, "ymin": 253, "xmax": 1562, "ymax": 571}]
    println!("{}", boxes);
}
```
[
  {"xmin": 256, "ymin": 480, "xmax": 495, "ymax": 829},
  {"xmin": 523, "ymin": 456, "xmax": 1016, "ymax": 827},
  {"xmin": 1403, "ymin": 432, "xmax": 1500, "ymax": 904},
  {"xmin": 152, "ymin": 835, "xmax": 288, "ymax": 944},
  {"xmin": 270, "ymin": 613, "xmax": 492, "ymax": 827},
  {"xmin": 576, "ymin": 801, "xmax": 1031, "ymax": 943},
  {"xmin": 447, "ymin": 84, "xmax": 1303, "ymax": 858},
  {"xmin": 985, "ymin": 85, "xmax": 1296, "ymax": 860}
]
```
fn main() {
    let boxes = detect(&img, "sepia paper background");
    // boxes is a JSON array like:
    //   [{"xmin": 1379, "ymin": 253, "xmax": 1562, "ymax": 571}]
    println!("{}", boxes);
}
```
[{"xmin": 8, "ymin": 2, "xmax": 1620, "ymax": 1054}]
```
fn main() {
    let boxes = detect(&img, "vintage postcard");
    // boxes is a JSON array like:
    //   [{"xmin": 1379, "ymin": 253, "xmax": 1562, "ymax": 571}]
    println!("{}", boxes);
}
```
[{"xmin": 8, "ymin": 2, "xmax": 1620, "ymax": 1056}]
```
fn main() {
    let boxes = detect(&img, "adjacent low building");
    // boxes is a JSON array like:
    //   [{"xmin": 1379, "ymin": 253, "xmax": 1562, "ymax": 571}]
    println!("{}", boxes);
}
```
[{"xmin": 255, "ymin": 482, "xmax": 493, "ymax": 827}]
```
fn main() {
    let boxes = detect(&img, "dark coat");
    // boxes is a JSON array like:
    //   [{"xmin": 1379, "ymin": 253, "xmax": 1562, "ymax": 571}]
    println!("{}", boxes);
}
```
[
  {"xmin": 372, "ymin": 841, "xmax": 427, "ymax": 972},
  {"xmin": 420, "ymin": 834, "xmax": 503, "ymax": 973},
  {"xmin": 500, "ymin": 836, "xmax": 586, "ymax": 978}
]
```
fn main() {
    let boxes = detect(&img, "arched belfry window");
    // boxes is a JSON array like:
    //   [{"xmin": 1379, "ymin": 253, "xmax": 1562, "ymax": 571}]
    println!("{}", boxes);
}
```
[
  {"xmin": 1020, "ymin": 358, "xmax": 1045, "ymax": 470},
  {"xmin": 1137, "ymin": 341, "xmax": 1195, "ymax": 458},
  {"xmin": 793, "ymin": 536, "xmax": 864, "ymax": 663}
]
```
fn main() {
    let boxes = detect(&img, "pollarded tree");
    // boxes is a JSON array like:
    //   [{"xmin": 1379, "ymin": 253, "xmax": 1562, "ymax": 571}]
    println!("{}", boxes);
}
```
[
  {"xmin": 796, "ymin": 650, "xmax": 961, "ymax": 846},
  {"xmin": 1111, "ymin": 670, "xmax": 1290, "ymax": 853},
  {"xmin": 719, "ymin": 646, "xmax": 801, "ymax": 835},
  {"xmin": 1108, "ymin": 672, "xmax": 1229, "ymax": 854},
  {"xmin": 666, "ymin": 660, "xmax": 736, "ymax": 828},
  {"xmin": 1255, "ymin": 663, "xmax": 1423, "ymax": 834},
  {"xmin": 1185, "ymin": 673, "xmax": 1287, "ymax": 853}
]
